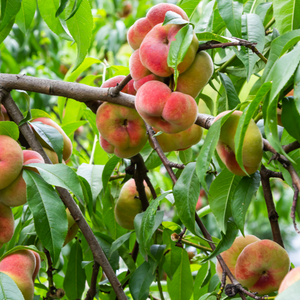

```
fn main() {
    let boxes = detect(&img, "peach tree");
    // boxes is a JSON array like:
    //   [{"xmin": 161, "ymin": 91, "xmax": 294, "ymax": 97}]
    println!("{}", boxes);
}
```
[{"xmin": 0, "ymin": 0, "xmax": 300, "ymax": 299}]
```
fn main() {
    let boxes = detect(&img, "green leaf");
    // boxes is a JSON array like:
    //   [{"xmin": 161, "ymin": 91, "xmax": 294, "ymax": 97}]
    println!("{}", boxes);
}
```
[
  {"xmin": 163, "ymin": 11, "xmax": 189, "ymax": 26},
  {"xmin": 167, "ymin": 249, "xmax": 193, "ymax": 300},
  {"xmin": 30, "ymin": 109, "xmax": 52, "ymax": 119},
  {"xmin": 0, "ymin": 0, "xmax": 21, "ymax": 31},
  {"xmin": 37, "ymin": 0, "xmax": 73, "ymax": 41},
  {"xmin": 216, "ymin": 0, "xmax": 243, "ymax": 38},
  {"xmin": 30, "ymin": 122, "xmax": 64, "ymax": 163},
  {"xmin": 174, "ymin": 162, "xmax": 200, "ymax": 236},
  {"xmin": 218, "ymin": 73, "xmax": 240, "ymax": 112},
  {"xmin": 109, "ymin": 232, "xmax": 132, "ymax": 258},
  {"xmin": 199, "ymin": 94, "xmax": 214, "ymax": 115},
  {"xmin": 78, "ymin": 175, "xmax": 93, "ymax": 215},
  {"xmin": 231, "ymin": 172, "xmax": 261, "ymax": 235},
  {"xmin": 26, "ymin": 163, "xmax": 84, "ymax": 202},
  {"xmin": 102, "ymin": 155, "xmax": 120, "ymax": 192},
  {"xmin": 164, "ymin": 239, "xmax": 182, "ymax": 280},
  {"xmin": 195, "ymin": 0, "xmax": 215, "ymax": 33},
  {"xmin": 179, "ymin": 0, "xmax": 202, "ymax": 18},
  {"xmin": 0, "ymin": 121, "xmax": 19, "ymax": 140},
  {"xmin": 15, "ymin": 0, "xmax": 36, "ymax": 34},
  {"xmin": 61, "ymin": 120, "xmax": 87, "ymax": 136},
  {"xmin": 168, "ymin": 24, "xmax": 195, "ymax": 89},
  {"xmin": 262, "ymin": 29, "xmax": 300, "ymax": 83},
  {"xmin": 294, "ymin": 64, "xmax": 300, "ymax": 112},
  {"xmin": 194, "ymin": 262, "xmax": 210, "ymax": 299},
  {"xmin": 63, "ymin": 240, "xmax": 86, "ymax": 300},
  {"xmin": 202, "ymin": 220, "xmax": 238, "ymax": 262},
  {"xmin": 23, "ymin": 169, "xmax": 68, "ymax": 265},
  {"xmin": 265, "ymin": 44, "xmax": 300, "ymax": 157},
  {"xmin": 77, "ymin": 163, "xmax": 104, "ymax": 200},
  {"xmin": 0, "ymin": 272, "xmax": 25, "ymax": 300},
  {"xmin": 65, "ymin": 0, "xmax": 83, "ymax": 20},
  {"xmin": 233, "ymin": 13, "xmax": 265, "ymax": 81},
  {"xmin": 273, "ymin": 0, "xmax": 300, "ymax": 35},
  {"xmin": 282, "ymin": 97, "xmax": 300, "ymax": 143},
  {"xmin": 66, "ymin": 0, "xmax": 93, "ymax": 71},
  {"xmin": 255, "ymin": 2, "xmax": 273, "ymax": 24},
  {"xmin": 63, "ymin": 99, "xmax": 85, "ymax": 125},
  {"xmin": 0, "ymin": 18, "xmax": 14, "ymax": 45},
  {"xmin": 234, "ymin": 82, "xmax": 272, "ymax": 174},
  {"xmin": 275, "ymin": 279, "xmax": 300, "ymax": 300},
  {"xmin": 208, "ymin": 168, "xmax": 242, "ymax": 233},
  {"xmin": 56, "ymin": 0, "xmax": 69, "ymax": 17},
  {"xmin": 195, "ymin": 32, "xmax": 230, "ymax": 43},
  {"xmin": 179, "ymin": 148, "xmax": 193, "ymax": 164}
]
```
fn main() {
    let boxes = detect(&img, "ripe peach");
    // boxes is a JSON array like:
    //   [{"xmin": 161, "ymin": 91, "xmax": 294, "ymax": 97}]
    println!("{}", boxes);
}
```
[
  {"xmin": 0, "ymin": 249, "xmax": 40, "ymax": 300},
  {"xmin": 140, "ymin": 23, "xmax": 199, "ymax": 77},
  {"xmin": 133, "ymin": 74, "xmax": 164, "ymax": 91},
  {"xmin": 101, "ymin": 75, "xmax": 136, "ymax": 95},
  {"xmin": 135, "ymin": 80, "xmax": 198, "ymax": 134},
  {"xmin": 0, "ymin": 135, "xmax": 23, "ymax": 190},
  {"xmin": 214, "ymin": 111, "xmax": 263, "ymax": 176},
  {"xmin": 0, "ymin": 203, "xmax": 14, "ymax": 248},
  {"xmin": 278, "ymin": 266, "xmax": 300, "ymax": 293},
  {"xmin": 149, "ymin": 124, "xmax": 202, "ymax": 152},
  {"xmin": 176, "ymin": 51, "xmax": 214, "ymax": 98},
  {"xmin": 63, "ymin": 208, "xmax": 79, "ymax": 246},
  {"xmin": 235, "ymin": 239, "xmax": 290, "ymax": 295},
  {"xmin": 31, "ymin": 117, "xmax": 72, "ymax": 161},
  {"xmin": 96, "ymin": 103, "xmax": 147, "ymax": 158},
  {"xmin": 0, "ymin": 105, "xmax": 10, "ymax": 121},
  {"xmin": 114, "ymin": 179, "xmax": 152, "ymax": 229},
  {"xmin": 127, "ymin": 3, "xmax": 188, "ymax": 50},
  {"xmin": 129, "ymin": 49, "xmax": 151, "ymax": 81},
  {"xmin": 0, "ymin": 150, "xmax": 45, "ymax": 207}
]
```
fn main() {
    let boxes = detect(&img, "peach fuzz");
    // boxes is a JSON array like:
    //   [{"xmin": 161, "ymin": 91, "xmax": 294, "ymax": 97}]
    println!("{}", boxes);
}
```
[
  {"xmin": 101, "ymin": 75, "xmax": 136, "ymax": 95},
  {"xmin": 176, "ymin": 51, "xmax": 214, "ymax": 98},
  {"xmin": 235, "ymin": 239, "xmax": 290, "ymax": 295},
  {"xmin": 96, "ymin": 103, "xmax": 147, "ymax": 158},
  {"xmin": 214, "ymin": 110, "xmax": 263, "ymax": 176},
  {"xmin": 135, "ymin": 80, "xmax": 198, "ymax": 134},
  {"xmin": 0, "ymin": 150, "xmax": 45, "ymax": 207},
  {"xmin": 149, "ymin": 124, "xmax": 202, "ymax": 152},
  {"xmin": 216, "ymin": 235, "xmax": 260, "ymax": 282},
  {"xmin": 0, "ymin": 249, "xmax": 40, "ymax": 300},
  {"xmin": 140, "ymin": 23, "xmax": 198, "ymax": 77},
  {"xmin": 127, "ymin": 3, "xmax": 188, "ymax": 50},
  {"xmin": 31, "ymin": 117, "xmax": 72, "ymax": 161},
  {"xmin": 0, "ymin": 202, "xmax": 14, "ymax": 248},
  {"xmin": 278, "ymin": 266, "xmax": 300, "ymax": 293},
  {"xmin": 114, "ymin": 179, "xmax": 152, "ymax": 229},
  {"xmin": 0, "ymin": 135, "xmax": 23, "ymax": 190}
]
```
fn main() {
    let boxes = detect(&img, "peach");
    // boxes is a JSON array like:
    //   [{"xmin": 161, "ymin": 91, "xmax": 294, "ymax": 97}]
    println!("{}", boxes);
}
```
[
  {"xmin": 96, "ymin": 103, "xmax": 147, "ymax": 158},
  {"xmin": 140, "ymin": 23, "xmax": 199, "ymax": 77},
  {"xmin": 216, "ymin": 235, "xmax": 260, "ymax": 282},
  {"xmin": 133, "ymin": 74, "xmax": 165, "ymax": 91},
  {"xmin": 63, "ymin": 208, "xmax": 79, "ymax": 246},
  {"xmin": 0, "ymin": 105, "xmax": 10, "ymax": 121},
  {"xmin": 101, "ymin": 75, "xmax": 136, "ymax": 95},
  {"xmin": 114, "ymin": 179, "xmax": 152, "ymax": 229},
  {"xmin": 31, "ymin": 117, "xmax": 73, "ymax": 161},
  {"xmin": 0, "ymin": 202, "xmax": 14, "ymax": 248},
  {"xmin": 129, "ymin": 49, "xmax": 151, "ymax": 81},
  {"xmin": 149, "ymin": 124, "xmax": 202, "ymax": 152},
  {"xmin": 0, "ymin": 150, "xmax": 45, "ymax": 207},
  {"xmin": 0, "ymin": 249, "xmax": 41, "ymax": 300},
  {"xmin": 176, "ymin": 51, "xmax": 214, "ymax": 98},
  {"xmin": 135, "ymin": 80, "xmax": 198, "ymax": 134},
  {"xmin": 235, "ymin": 239, "xmax": 290, "ymax": 295},
  {"xmin": 0, "ymin": 135, "xmax": 23, "ymax": 190},
  {"xmin": 278, "ymin": 266, "xmax": 300, "ymax": 293},
  {"xmin": 127, "ymin": 3, "xmax": 188, "ymax": 50},
  {"xmin": 214, "ymin": 111, "xmax": 263, "ymax": 176}
]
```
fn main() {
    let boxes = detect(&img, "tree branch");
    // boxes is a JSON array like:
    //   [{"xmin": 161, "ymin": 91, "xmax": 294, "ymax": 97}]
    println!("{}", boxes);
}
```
[
  {"xmin": 85, "ymin": 262, "xmax": 100, "ymax": 300},
  {"xmin": 0, "ymin": 92, "xmax": 127, "ymax": 300}
]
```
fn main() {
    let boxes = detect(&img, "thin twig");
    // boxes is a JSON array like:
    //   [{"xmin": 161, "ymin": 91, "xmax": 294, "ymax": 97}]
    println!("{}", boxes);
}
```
[
  {"xmin": 85, "ymin": 262, "xmax": 100, "ymax": 300},
  {"xmin": 291, "ymin": 184, "xmax": 300, "ymax": 234},
  {"xmin": 282, "ymin": 141, "xmax": 300, "ymax": 153},
  {"xmin": 109, "ymin": 74, "xmax": 132, "ymax": 97}
]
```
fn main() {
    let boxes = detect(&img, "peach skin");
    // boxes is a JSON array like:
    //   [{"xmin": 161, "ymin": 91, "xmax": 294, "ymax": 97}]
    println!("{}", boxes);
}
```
[{"xmin": 0, "ymin": 202, "xmax": 14, "ymax": 248}]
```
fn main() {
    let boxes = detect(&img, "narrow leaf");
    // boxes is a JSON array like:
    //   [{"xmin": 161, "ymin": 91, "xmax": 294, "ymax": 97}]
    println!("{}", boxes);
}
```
[
  {"xmin": 15, "ymin": 0, "xmax": 36, "ymax": 34},
  {"xmin": 0, "ymin": 0, "xmax": 21, "ymax": 31},
  {"xmin": 195, "ymin": 0, "xmax": 215, "ymax": 33},
  {"xmin": 179, "ymin": 0, "xmax": 202, "ymax": 18},
  {"xmin": 0, "ymin": 273, "xmax": 25, "ymax": 300},
  {"xmin": 195, "ymin": 32, "xmax": 230, "ymax": 43},
  {"xmin": 109, "ymin": 232, "xmax": 132, "ymax": 258},
  {"xmin": 282, "ymin": 97, "xmax": 300, "ymax": 143},
  {"xmin": 0, "ymin": 121, "xmax": 19, "ymax": 140},
  {"xmin": 102, "ymin": 155, "xmax": 120, "ymax": 192},
  {"xmin": 163, "ymin": 11, "xmax": 189, "ymax": 26}
]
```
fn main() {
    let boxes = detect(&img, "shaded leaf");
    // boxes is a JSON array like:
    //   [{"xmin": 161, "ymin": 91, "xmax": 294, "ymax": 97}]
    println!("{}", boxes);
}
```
[
  {"xmin": 15, "ymin": 0, "xmax": 36, "ymax": 34},
  {"xmin": 0, "ymin": 272, "xmax": 25, "ymax": 300}
]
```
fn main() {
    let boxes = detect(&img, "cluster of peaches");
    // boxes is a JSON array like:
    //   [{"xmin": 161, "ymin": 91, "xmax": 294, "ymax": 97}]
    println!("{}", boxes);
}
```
[
  {"xmin": 96, "ymin": 3, "xmax": 214, "ymax": 159},
  {"xmin": 216, "ymin": 235, "xmax": 296, "ymax": 296},
  {"xmin": 0, "ymin": 109, "xmax": 78, "ymax": 300}
]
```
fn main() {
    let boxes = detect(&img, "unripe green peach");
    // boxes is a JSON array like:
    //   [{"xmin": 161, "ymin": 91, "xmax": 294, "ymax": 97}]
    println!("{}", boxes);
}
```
[
  {"xmin": 0, "ymin": 202, "xmax": 14, "ymax": 248},
  {"xmin": 216, "ymin": 235, "xmax": 260, "ymax": 283},
  {"xmin": 140, "ymin": 23, "xmax": 199, "ymax": 77},
  {"xmin": 0, "ymin": 135, "xmax": 23, "ymax": 190},
  {"xmin": 63, "ymin": 208, "xmax": 79, "ymax": 246},
  {"xmin": 0, "ymin": 249, "xmax": 41, "ymax": 300},
  {"xmin": 31, "ymin": 117, "xmax": 73, "ymax": 161},
  {"xmin": 135, "ymin": 80, "xmax": 198, "ymax": 134},
  {"xmin": 149, "ymin": 124, "xmax": 202, "ymax": 152},
  {"xmin": 214, "ymin": 110, "xmax": 263, "ymax": 176},
  {"xmin": 235, "ymin": 239, "xmax": 290, "ymax": 295},
  {"xmin": 114, "ymin": 179, "xmax": 151, "ymax": 229},
  {"xmin": 176, "ymin": 51, "xmax": 214, "ymax": 98}
]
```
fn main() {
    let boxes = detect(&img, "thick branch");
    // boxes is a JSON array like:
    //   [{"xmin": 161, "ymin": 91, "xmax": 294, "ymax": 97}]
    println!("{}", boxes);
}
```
[
  {"xmin": 0, "ymin": 92, "xmax": 127, "ymax": 300},
  {"xmin": 260, "ymin": 165, "xmax": 285, "ymax": 247}
]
